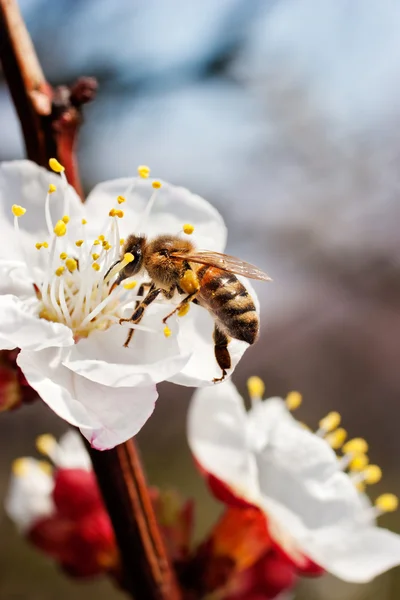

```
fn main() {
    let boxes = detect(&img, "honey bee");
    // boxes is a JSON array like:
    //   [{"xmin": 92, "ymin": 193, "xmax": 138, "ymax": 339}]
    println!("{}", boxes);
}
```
[{"xmin": 117, "ymin": 234, "xmax": 271, "ymax": 382}]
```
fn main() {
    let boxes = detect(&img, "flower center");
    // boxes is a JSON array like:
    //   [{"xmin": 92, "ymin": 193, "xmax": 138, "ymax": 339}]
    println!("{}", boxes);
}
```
[{"xmin": 12, "ymin": 161, "xmax": 162, "ymax": 340}]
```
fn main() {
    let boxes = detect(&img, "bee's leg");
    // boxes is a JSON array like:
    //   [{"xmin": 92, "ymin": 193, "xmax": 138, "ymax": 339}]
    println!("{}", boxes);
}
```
[
  {"xmin": 120, "ymin": 284, "xmax": 161, "ymax": 347},
  {"xmin": 213, "ymin": 325, "xmax": 231, "ymax": 383},
  {"xmin": 162, "ymin": 290, "xmax": 199, "ymax": 324}
]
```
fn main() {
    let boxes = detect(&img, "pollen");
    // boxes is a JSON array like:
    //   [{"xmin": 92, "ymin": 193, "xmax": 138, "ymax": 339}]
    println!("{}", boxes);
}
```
[
  {"xmin": 48, "ymin": 183, "xmax": 57, "ymax": 193},
  {"xmin": 178, "ymin": 303, "xmax": 190, "ymax": 317},
  {"xmin": 319, "ymin": 411, "xmax": 341, "ymax": 433},
  {"xmin": 54, "ymin": 220, "xmax": 67, "ymax": 237},
  {"xmin": 325, "ymin": 427, "xmax": 347, "ymax": 450},
  {"xmin": 36, "ymin": 433, "xmax": 56, "ymax": 456},
  {"xmin": 286, "ymin": 391, "xmax": 302, "ymax": 411},
  {"xmin": 75, "ymin": 240, "xmax": 84, "ymax": 247},
  {"xmin": 98, "ymin": 235, "xmax": 105, "ymax": 241},
  {"xmin": 81, "ymin": 218, "xmax": 87, "ymax": 225},
  {"xmin": 62, "ymin": 215, "xmax": 70, "ymax": 224},
  {"xmin": 49, "ymin": 158, "xmax": 65, "ymax": 173},
  {"xmin": 247, "ymin": 376, "xmax": 265, "ymax": 400},
  {"xmin": 55, "ymin": 266, "xmax": 65, "ymax": 276},
  {"xmin": 59, "ymin": 252, "xmax": 68, "ymax": 260},
  {"xmin": 375, "ymin": 494, "xmax": 398, "ymax": 513},
  {"xmin": 38, "ymin": 461, "xmax": 53, "ymax": 475},
  {"xmin": 66, "ymin": 258, "xmax": 78, "ymax": 272},
  {"xmin": 123, "ymin": 280, "xmax": 137, "ymax": 290},
  {"xmin": 120, "ymin": 238, "xmax": 125, "ymax": 246},
  {"xmin": 12, "ymin": 457, "xmax": 29, "ymax": 476},
  {"xmin": 103, "ymin": 242, "xmax": 112, "ymax": 251},
  {"xmin": 152, "ymin": 181, "xmax": 162, "ymax": 189},
  {"xmin": 11, "ymin": 204, "xmax": 26, "ymax": 217},
  {"xmin": 349, "ymin": 453, "xmax": 369, "ymax": 471},
  {"xmin": 43, "ymin": 242, "xmax": 49, "ymax": 248},
  {"xmin": 163, "ymin": 325, "xmax": 172, "ymax": 338},
  {"xmin": 364, "ymin": 465, "xmax": 382, "ymax": 485},
  {"xmin": 183, "ymin": 223, "xmax": 195, "ymax": 235},
  {"xmin": 180, "ymin": 270, "xmax": 200, "ymax": 294},
  {"xmin": 117, "ymin": 195, "xmax": 126, "ymax": 204},
  {"xmin": 93, "ymin": 240, "xmax": 100, "ymax": 246},
  {"xmin": 92, "ymin": 253, "xmax": 100, "ymax": 261},
  {"xmin": 92, "ymin": 262, "xmax": 101, "ymax": 271},
  {"xmin": 343, "ymin": 438, "xmax": 369, "ymax": 455},
  {"xmin": 124, "ymin": 252, "xmax": 134, "ymax": 263},
  {"xmin": 35, "ymin": 242, "xmax": 43, "ymax": 250},
  {"xmin": 138, "ymin": 165, "xmax": 150, "ymax": 178}
]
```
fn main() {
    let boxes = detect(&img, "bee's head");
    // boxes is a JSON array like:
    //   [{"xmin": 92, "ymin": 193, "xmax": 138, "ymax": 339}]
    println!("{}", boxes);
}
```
[{"xmin": 118, "ymin": 234, "xmax": 146, "ymax": 280}]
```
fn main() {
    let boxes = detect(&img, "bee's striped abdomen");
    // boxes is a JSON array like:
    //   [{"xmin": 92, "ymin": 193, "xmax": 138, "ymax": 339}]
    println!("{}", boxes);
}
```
[{"xmin": 196, "ymin": 266, "xmax": 259, "ymax": 344}]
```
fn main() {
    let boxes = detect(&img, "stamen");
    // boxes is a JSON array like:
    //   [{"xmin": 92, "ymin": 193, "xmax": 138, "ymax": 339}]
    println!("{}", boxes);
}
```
[
  {"xmin": 81, "ymin": 218, "xmax": 87, "ymax": 225},
  {"xmin": 325, "ymin": 427, "xmax": 347, "ymax": 449},
  {"xmin": 183, "ymin": 223, "xmax": 195, "ymax": 235},
  {"xmin": 36, "ymin": 433, "xmax": 57, "ymax": 457},
  {"xmin": 286, "ymin": 391, "xmax": 302, "ymax": 411},
  {"xmin": 117, "ymin": 195, "xmax": 126, "ymax": 204},
  {"xmin": 12, "ymin": 204, "xmax": 26, "ymax": 217},
  {"xmin": 92, "ymin": 253, "xmax": 100, "ymax": 261},
  {"xmin": 317, "ymin": 411, "xmax": 341, "ymax": 435},
  {"xmin": 62, "ymin": 215, "xmax": 70, "ymax": 224},
  {"xmin": 163, "ymin": 325, "xmax": 172, "ymax": 338},
  {"xmin": 54, "ymin": 220, "xmax": 67, "ymax": 237},
  {"xmin": 49, "ymin": 158, "xmax": 65, "ymax": 173},
  {"xmin": 12, "ymin": 457, "xmax": 29, "ymax": 476},
  {"xmin": 120, "ymin": 238, "xmax": 125, "ymax": 246},
  {"xmin": 75, "ymin": 240, "xmax": 84, "ymax": 247},
  {"xmin": 375, "ymin": 494, "xmax": 398, "ymax": 513},
  {"xmin": 364, "ymin": 465, "xmax": 382, "ymax": 485},
  {"xmin": 109, "ymin": 208, "xmax": 124, "ymax": 218},
  {"xmin": 349, "ymin": 453, "xmax": 369, "ymax": 471},
  {"xmin": 123, "ymin": 280, "xmax": 137, "ymax": 290},
  {"xmin": 343, "ymin": 438, "xmax": 369, "ymax": 455},
  {"xmin": 92, "ymin": 263, "xmax": 101, "ymax": 271},
  {"xmin": 55, "ymin": 266, "xmax": 65, "ymax": 277},
  {"xmin": 247, "ymin": 376, "xmax": 265, "ymax": 401},
  {"xmin": 48, "ymin": 184, "xmax": 57, "ymax": 193},
  {"xmin": 152, "ymin": 181, "xmax": 162, "ymax": 189},
  {"xmin": 60, "ymin": 252, "xmax": 68, "ymax": 260},
  {"xmin": 138, "ymin": 165, "xmax": 150, "ymax": 178},
  {"xmin": 65, "ymin": 258, "xmax": 77, "ymax": 272},
  {"xmin": 59, "ymin": 278, "xmax": 72, "ymax": 327}
]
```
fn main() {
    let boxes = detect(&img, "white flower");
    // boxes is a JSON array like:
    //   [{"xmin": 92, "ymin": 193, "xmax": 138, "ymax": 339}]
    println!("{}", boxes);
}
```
[
  {"xmin": 5, "ymin": 431, "xmax": 88, "ymax": 532},
  {"xmin": 188, "ymin": 377, "xmax": 400, "ymax": 583},
  {"xmin": 0, "ymin": 160, "xmax": 254, "ymax": 449}
]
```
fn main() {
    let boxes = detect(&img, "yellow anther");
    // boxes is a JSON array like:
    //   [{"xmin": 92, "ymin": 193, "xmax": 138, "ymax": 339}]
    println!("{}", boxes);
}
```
[
  {"xmin": 81, "ymin": 218, "xmax": 87, "ymax": 225},
  {"xmin": 92, "ymin": 262, "xmax": 101, "ymax": 272},
  {"xmin": 35, "ymin": 243, "xmax": 43, "ymax": 250},
  {"xmin": 124, "ymin": 252, "xmax": 134, "ymax": 263},
  {"xmin": 376, "ymin": 494, "xmax": 399, "ymax": 513},
  {"xmin": 364, "ymin": 465, "xmax": 382, "ymax": 485},
  {"xmin": 75, "ymin": 240, "xmax": 84, "ymax": 247},
  {"xmin": 115, "ymin": 209, "xmax": 124, "ymax": 218},
  {"xmin": 12, "ymin": 204, "xmax": 26, "ymax": 217},
  {"xmin": 55, "ymin": 266, "xmax": 65, "ymax": 276},
  {"xmin": 109, "ymin": 208, "xmax": 117, "ymax": 217},
  {"xmin": 48, "ymin": 183, "xmax": 57, "ymax": 194},
  {"xmin": 105, "ymin": 243, "xmax": 112, "ymax": 251},
  {"xmin": 62, "ymin": 215, "xmax": 70, "ymax": 224},
  {"xmin": 299, "ymin": 422, "xmax": 311, "ymax": 431},
  {"xmin": 349, "ymin": 453, "xmax": 369, "ymax": 471},
  {"xmin": 178, "ymin": 303, "xmax": 190, "ymax": 317},
  {"xmin": 38, "ymin": 461, "xmax": 53, "ymax": 475},
  {"xmin": 92, "ymin": 253, "xmax": 100, "ymax": 261},
  {"xmin": 343, "ymin": 438, "xmax": 369, "ymax": 455},
  {"xmin": 120, "ymin": 238, "xmax": 125, "ymax": 246},
  {"xmin": 66, "ymin": 258, "xmax": 78, "ymax": 272},
  {"xmin": 180, "ymin": 270, "xmax": 200, "ymax": 294},
  {"xmin": 117, "ymin": 195, "xmax": 126, "ymax": 204},
  {"xmin": 43, "ymin": 242, "xmax": 49, "ymax": 248},
  {"xmin": 54, "ymin": 220, "xmax": 67, "ymax": 237},
  {"xmin": 319, "ymin": 411, "xmax": 341, "ymax": 433},
  {"xmin": 49, "ymin": 158, "xmax": 65, "ymax": 173},
  {"xmin": 247, "ymin": 376, "xmax": 265, "ymax": 400},
  {"xmin": 98, "ymin": 235, "xmax": 105, "ymax": 241},
  {"xmin": 152, "ymin": 181, "xmax": 162, "ymax": 189},
  {"xmin": 12, "ymin": 457, "xmax": 29, "ymax": 476},
  {"xmin": 93, "ymin": 240, "xmax": 100, "ymax": 246},
  {"xmin": 355, "ymin": 481, "xmax": 366, "ymax": 494},
  {"xmin": 164, "ymin": 325, "xmax": 172, "ymax": 338},
  {"xmin": 123, "ymin": 280, "xmax": 137, "ymax": 290},
  {"xmin": 183, "ymin": 223, "xmax": 195, "ymax": 235},
  {"xmin": 36, "ymin": 434, "xmax": 56, "ymax": 457},
  {"xmin": 138, "ymin": 165, "xmax": 150, "ymax": 178},
  {"xmin": 325, "ymin": 427, "xmax": 347, "ymax": 450},
  {"xmin": 59, "ymin": 252, "xmax": 68, "ymax": 260},
  {"xmin": 102, "ymin": 240, "xmax": 109, "ymax": 247},
  {"xmin": 286, "ymin": 391, "xmax": 302, "ymax": 411}
]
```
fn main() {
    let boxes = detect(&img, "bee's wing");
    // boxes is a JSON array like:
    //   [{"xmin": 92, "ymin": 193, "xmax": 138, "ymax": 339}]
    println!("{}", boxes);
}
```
[{"xmin": 171, "ymin": 250, "xmax": 272, "ymax": 281}]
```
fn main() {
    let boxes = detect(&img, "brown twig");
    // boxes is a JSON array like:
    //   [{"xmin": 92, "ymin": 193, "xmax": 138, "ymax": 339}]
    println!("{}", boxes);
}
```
[{"xmin": 0, "ymin": 1, "xmax": 181, "ymax": 598}]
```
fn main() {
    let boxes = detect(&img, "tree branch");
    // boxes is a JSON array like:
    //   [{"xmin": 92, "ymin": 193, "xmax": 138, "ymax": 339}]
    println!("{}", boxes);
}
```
[{"xmin": 0, "ymin": 1, "xmax": 181, "ymax": 598}]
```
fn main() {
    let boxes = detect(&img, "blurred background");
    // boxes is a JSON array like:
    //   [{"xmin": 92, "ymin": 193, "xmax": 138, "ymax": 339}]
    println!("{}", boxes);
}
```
[{"xmin": 1, "ymin": 0, "xmax": 400, "ymax": 598}]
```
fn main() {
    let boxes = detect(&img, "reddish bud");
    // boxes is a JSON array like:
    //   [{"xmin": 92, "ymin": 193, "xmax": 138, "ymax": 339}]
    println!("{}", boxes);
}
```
[{"xmin": 53, "ymin": 469, "xmax": 103, "ymax": 519}]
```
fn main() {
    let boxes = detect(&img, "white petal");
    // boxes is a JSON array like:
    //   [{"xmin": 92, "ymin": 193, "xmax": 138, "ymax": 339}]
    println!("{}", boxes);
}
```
[
  {"xmin": 85, "ymin": 176, "xmax": 227, "ymax": 251},
  {"xmin": 63, "ymin": 308, "xmax": 192, "ymax": 387},
  {"xmin": 0, "ymin": 160, "xmax": 83, "ymax": 261},
  {"xmin": 0, "ymin": 294, "xmax": 74, "ymax": 351},
  {"xmin": 18, "ymin": 348, "xmax": 158, "ymax": 450},
  {"xmin": 55, "ymin": 430, "xmax": 92, "ymax": 470},
  {"xmin": 4, "ymin": 458, "xmax": 54, "ymax": 532},
  {"xmin": 187, "ymin": 379, "xmax": 259, "ymax": 501},
  {"xmin": 0, "ymin": 260, "xmax": 35, "ymax": 299},
  {"xmin": 304, "ymin": 525, "xmax": 400, "ymax": 583},
  {"xmin": 169, "ymin": 277, "xmax": 260, "ymax": 386}
]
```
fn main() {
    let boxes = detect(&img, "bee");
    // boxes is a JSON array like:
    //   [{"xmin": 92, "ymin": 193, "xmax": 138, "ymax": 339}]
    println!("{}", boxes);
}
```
[{"xmin": 117, "ymin": 234, "xmax": 271, "ymax": 382}]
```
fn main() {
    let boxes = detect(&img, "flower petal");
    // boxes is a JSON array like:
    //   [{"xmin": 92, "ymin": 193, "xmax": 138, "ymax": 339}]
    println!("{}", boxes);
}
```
[
  {"xmin": 55, "ymin": 431, "xmax": 92, "ymax": 470},
  {"xmin": 169, "ymin": 277, "xmax": 260, "ymax": 386},
  {"xmin": 0, "ymin": 294, "xmax": 74, "ymax": 351},
  {"xmin": 0, "ymin": 260, "xmax": 35, "ymax": 299},
  {"xmin": 5, "ymin": 458, "xmax": 54, "ymax": 532},
  {"xmin": 63, "ymin": 308, "xmax": 192, "ymax": 387},
  {"xmin": 304, "ymin": 526, "xmax": 400, "ymax": 583},
  {"xmin": 18, "ymin": 348, "xmax": 158, "ymax": 450},
  {"xmin": 85, "ymin": 176, "xmax": 227, "ymax": 251},
  {"xmin": 187, "ymin": 379, "xmax": 259, "ymax": 502}
]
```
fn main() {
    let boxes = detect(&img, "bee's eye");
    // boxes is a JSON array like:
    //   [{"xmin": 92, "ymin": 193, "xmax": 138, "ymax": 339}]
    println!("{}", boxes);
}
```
[{"xmin": 159, "ymin": 249, "xmax": 169, "ymax": 257}]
